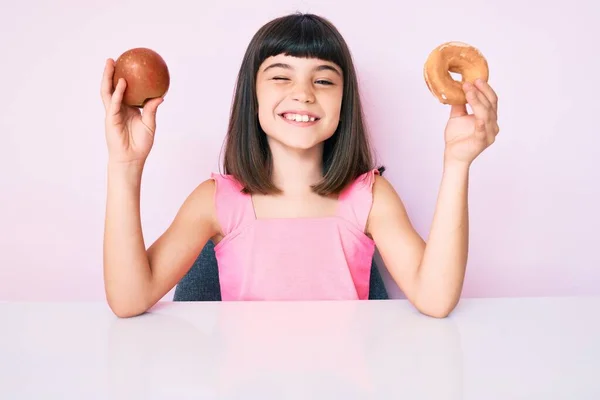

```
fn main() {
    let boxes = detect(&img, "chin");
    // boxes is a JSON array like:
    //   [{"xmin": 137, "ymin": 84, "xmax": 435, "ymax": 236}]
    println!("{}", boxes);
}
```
[{"xmin": 268, "ymin": 135, "xmax": 324, "ymax": 152}]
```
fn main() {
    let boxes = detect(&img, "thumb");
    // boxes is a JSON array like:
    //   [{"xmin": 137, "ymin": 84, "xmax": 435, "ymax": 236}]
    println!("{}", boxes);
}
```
[
  {"xmin": 450, "ymin": 103, "xmax": 468, "ymax": 118},
  {"xmin": 141, "ymin": 97, "xmax": 164, "ymax": 131}
]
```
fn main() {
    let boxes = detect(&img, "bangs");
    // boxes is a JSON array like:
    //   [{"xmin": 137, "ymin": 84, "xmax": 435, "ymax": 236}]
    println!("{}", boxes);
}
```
[{"xmin": 254, "ymin": 14, "xmax": 346, "ymax": 73}]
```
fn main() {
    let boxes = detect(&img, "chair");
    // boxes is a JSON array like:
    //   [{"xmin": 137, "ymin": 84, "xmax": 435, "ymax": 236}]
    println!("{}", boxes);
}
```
[{"xmin": 173, "ymin": 239, "xmax": 389, "ymax": 301}]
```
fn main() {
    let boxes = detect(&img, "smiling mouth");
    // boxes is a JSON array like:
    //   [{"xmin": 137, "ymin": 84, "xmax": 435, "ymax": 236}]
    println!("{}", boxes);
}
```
[{"xmin": 279, "ymin": 113, "xmax": 320, "ymax": 123}]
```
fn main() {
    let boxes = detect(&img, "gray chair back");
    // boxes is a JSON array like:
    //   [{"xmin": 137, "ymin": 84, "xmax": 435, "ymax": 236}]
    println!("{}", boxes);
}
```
[{"xmin": 173, "ymin": 240, "xmax": 389, "ymax": 301}]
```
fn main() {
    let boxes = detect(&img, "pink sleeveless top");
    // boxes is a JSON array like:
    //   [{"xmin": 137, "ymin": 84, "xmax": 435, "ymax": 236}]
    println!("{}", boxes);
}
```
[{"xmin": 210, "ymin": 169, "xmax": 379, "ymax": 301}]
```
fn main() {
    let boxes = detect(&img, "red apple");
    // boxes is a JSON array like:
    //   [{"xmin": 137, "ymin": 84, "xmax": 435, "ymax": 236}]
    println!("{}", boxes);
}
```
[{"xmin": 113, "ymin": 48, "xmax": 170, "ymax": 107}]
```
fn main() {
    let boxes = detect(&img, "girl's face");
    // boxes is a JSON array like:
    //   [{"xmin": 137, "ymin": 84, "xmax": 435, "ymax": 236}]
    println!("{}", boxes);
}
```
[{"xmin": 255, "ymin": 54, "xmax": 344, "ymax": 152}]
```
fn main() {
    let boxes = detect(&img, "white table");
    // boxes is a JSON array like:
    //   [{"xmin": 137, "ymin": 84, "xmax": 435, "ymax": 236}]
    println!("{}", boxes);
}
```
[{"xmin": 1, "ymin": 297, "xmax": 598, "ymax": 399}]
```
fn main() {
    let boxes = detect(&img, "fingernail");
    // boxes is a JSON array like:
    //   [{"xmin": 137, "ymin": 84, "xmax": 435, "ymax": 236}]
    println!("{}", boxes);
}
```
[{"xmin": 463, "ymin": 82, "xmax": 472, "ymax": 90}]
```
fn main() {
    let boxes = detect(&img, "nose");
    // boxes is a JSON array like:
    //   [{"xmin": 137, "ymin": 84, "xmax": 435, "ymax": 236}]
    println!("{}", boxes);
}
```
[{"xmin": 291, "ymin": 82, "xmax": 315, "ymax": 103}]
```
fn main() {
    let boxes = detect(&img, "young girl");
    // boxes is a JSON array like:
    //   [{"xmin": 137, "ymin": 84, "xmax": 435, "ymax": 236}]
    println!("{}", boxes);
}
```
[{"xmin": 100, "ymin": 13, "xmax": 499, "ymax": 318}]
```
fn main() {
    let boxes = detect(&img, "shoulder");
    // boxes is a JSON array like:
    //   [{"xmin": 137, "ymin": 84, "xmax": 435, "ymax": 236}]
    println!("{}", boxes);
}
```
[
  {"xmin": 180, "ymin": 172, "xmax": 249, "ymax": 240},
  {"xmin": 189, "ymin": 173, "xmax": 243, "ymax": 202},
  {"xmin": 176, "ymin": 178, "xmax": 220, "ymax": 235},
  {"xmin": 209, "ymin": 172, "xmax": 246, "ymax": 193},
  {"xmin": 187, "ymin": 177, "xmax": 217, "ymax": 203},
  {"xmin": 371, "ymin": 174, "xmax": 404, "ymax": 214},
  {"xmin": 372, "ymin": 174, "xmax": 398, "ymax": 200},
  {"xmin": 366, "ymin": 174, "xmax": 410, "ymax": 234},
  {"xmin": 340, "ymin": 168, "xmax": 379, "ymax": 198}
]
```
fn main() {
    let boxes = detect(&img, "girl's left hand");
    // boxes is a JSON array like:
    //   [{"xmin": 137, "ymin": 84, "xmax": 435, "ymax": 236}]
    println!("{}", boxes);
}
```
[{"xmin": 443, "ymin": 79, "xmax": 500, "ymax": 166}]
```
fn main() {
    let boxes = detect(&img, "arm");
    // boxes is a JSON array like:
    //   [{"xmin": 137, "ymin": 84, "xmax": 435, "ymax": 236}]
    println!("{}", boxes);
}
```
[
  {"xmin": 367, "ymin": 164, "xmax": 469, "ymax": 318},
  {"xmin": 417, "ymin": 162, "xmax": 470, "ymax": 314},
  {"xmin": 103, "ymin": 162, "xmax": 219, "ymax": 318},
  {"xmin": 367, "ymin": 79, "xmax": 499, "ymax": 318},
  {"xmin": 366, "ymin": 166, "xmax": 465, "ymax": 318}
]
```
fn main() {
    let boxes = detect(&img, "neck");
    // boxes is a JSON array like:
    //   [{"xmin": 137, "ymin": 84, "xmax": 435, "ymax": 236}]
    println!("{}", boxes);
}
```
[{"xmin": 268, "ymin": 140, "xmax": 324, "ymax": 194}]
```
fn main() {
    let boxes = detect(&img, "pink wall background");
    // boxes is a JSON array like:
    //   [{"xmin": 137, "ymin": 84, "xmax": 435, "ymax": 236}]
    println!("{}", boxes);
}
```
[{"xmin": 1, "ymin": 1, "xmax": 598, "ymax": 301}]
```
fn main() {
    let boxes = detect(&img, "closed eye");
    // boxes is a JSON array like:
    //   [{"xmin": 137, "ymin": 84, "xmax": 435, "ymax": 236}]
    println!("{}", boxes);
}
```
[{"xmin": 272, "ymin": 77, "xmax": 333, "ymax": 85}]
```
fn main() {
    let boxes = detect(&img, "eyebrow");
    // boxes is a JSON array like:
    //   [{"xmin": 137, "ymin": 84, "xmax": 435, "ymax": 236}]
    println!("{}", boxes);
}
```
[{"xmin": 262, "ymin": 62, "xmax": 342, "ymax": 77}]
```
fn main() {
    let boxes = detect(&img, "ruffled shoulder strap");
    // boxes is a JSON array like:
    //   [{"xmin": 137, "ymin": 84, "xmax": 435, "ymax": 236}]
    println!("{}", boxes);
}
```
[
  {"xmin": 210, "ymin": 173, "xmax": 254, "ymax": 236},
  {"xmin": 336, "ymin": 169, "xmax": 380, "ymax": 232}
]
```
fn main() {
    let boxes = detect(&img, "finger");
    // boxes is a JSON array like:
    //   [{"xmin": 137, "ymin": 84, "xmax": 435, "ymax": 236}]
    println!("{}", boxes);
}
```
[
  {"xmin": 486, "ymin": 121, "xmax": 497, "ymax": 146},
  {"xmin": 475, "ymin": 90, "xmax": 497, "ymax": 123},
  {"xmin": 468, "ymin": 83, "xmax": 493, "ymax": 110},
  {"xmin": 492, "ymin": 122, "xmax": 500, "ymax": 137},
  {"xmin": 474, "ymin": 79, "xmax": 498, "ymax": 111},
  {"xmin": 109, "ymin": 78, "xmax": 126, "ymax": 117},
  {"xmin": 464, "ymin": 83, "xmax": 489, "ymax": 122},
  {"xmin": 101, "ymin": 58, "xmax": 115, "ymax": 110},
  {"xmin": 469, "ymin": 84, "xmax": 500, "ymax": 139},
  {"xmin": 474, "ymin": 118, "xmax": 488, "ymax": 142},
  {"xmin": 473, "ymin": 86, "xmax": 499, "ymax": 138},
  {"xmin": 450, "ymin": 103, "xmax": 468, "ymax": 118},
  {"xmin": 141, "ymin": 97, "xmax": 164, "ymax": 133},
  {"xmin": 480, "ymin": 119, "xmax": 498, "ymax": 146}
]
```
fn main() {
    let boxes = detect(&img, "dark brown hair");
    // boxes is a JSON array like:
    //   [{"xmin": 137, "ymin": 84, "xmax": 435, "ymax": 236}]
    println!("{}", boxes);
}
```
[{"xmin": 222, "ymin": 13, "xmax": 380, "ymax": 195}]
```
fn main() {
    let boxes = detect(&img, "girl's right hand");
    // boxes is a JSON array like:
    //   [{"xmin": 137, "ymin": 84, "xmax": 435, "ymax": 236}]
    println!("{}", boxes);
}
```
[{"xmin": 101, "ymin": 58, "xmax": 164, "ymax": 165}]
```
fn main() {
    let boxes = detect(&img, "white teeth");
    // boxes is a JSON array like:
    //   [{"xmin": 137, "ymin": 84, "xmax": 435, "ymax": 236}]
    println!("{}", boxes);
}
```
[{"xmin": 283, "ymin": 113, "xmax": 316, "ymax": 122}]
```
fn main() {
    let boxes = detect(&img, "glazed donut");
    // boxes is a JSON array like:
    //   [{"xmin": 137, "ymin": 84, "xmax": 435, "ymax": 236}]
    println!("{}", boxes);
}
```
[{"xmin": 423, "ymin": 41, "xmax": 489, "ymax": 105}]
